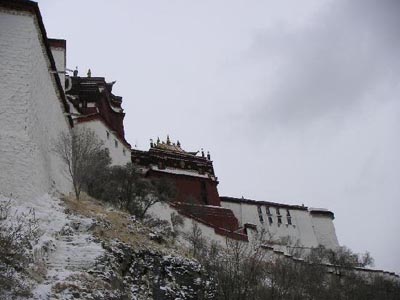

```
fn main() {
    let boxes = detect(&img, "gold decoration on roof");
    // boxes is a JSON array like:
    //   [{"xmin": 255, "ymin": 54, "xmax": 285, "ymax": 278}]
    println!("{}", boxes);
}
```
[{"xmin": 153, "ymin": 136, "xmax": 186, "ymax": 153}]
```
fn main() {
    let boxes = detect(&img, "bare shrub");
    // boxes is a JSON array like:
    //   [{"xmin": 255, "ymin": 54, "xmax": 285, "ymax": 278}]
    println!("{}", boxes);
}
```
[
  {"xmin": 192, "ymin": 231, "xmax": 400, "ymax": 300},
  {"xmin": 94, "ymin": 163, "xmax": 176, "ymax": 219},
  {"xmin": 0, "ymin": 199, "xmax": 39, "ymax": 297},
  {"xmin": 54, "ymin": 127, "xmax": 110, "ymax": 200},
  {"xmin": 185, "ymin": 221, "xmax": 206, "ymax": 257},
  {"xmin": 170, "ymin": 212, "xmax": 184, "ymax": 237}
]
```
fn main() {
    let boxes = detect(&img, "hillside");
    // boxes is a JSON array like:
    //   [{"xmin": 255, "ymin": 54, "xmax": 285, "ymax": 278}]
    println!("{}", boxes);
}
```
[
  {"xmin": 0, "ymin": 194, "xmax": 215, "ymax": 299},
  {"xmin": 2, "ymin": 192, "xmax": 400, "ymax": 300}
]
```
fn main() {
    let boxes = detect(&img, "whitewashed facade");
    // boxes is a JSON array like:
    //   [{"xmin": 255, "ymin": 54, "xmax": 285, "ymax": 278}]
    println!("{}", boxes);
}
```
[
  {"xmin": 221, "ymin": 197, "xmax": 339, "ymax": 249},
  {"xmin": 75, "ymin": 120, "xmax": 131, "ymax": 166},
  {"xmin": 0, "ymin": 7, "xmax": 72, "ymax": 199}
]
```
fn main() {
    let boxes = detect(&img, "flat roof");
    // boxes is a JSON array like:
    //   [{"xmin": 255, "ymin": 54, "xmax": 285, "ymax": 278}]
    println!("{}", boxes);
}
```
[{"xmin": 220, "ymin": 196, "xmax": 308, "ymax": 211}]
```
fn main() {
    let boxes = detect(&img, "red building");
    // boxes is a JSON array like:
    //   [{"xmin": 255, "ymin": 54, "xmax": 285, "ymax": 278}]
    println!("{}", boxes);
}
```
[
  {"xmin": 65, "ymin": 72, "xmax": 131, "ymax": 165},
  {"xmin": 132, "ymin": 136, "xmax": 219, "ymax": 206},
  {"xmin": 132, "ymin": 137, "xmax": 247, "ymax": 240},
  {"xmin": 66, "ymin": 74, "xmax": 129, "ymax": 145}
]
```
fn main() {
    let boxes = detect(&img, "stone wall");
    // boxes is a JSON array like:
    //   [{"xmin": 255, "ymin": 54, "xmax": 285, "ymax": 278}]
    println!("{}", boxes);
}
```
[{"xmin": 0, "ymin": 9, "xmax": 72, "ymax": 199}]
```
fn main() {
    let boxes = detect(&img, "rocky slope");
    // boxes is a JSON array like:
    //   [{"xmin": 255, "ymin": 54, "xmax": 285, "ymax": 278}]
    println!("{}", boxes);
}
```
[{"xmin": 0, "ymin": 194, "xmax": 216, "ymax": 300}]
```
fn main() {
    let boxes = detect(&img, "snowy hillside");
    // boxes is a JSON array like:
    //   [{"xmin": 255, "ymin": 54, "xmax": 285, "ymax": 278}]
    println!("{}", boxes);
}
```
[{"xmin": 0, "ymin": 194, "xmax": 215, "ymax": 299}]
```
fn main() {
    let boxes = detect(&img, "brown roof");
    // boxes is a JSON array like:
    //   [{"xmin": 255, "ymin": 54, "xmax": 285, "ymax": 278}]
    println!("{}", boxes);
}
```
[{"xmin": 48, "ymin": 38, "xmax": 66, "ymax": 49}]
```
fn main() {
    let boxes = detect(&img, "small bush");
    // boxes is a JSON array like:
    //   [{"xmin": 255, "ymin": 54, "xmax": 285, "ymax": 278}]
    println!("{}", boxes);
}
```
[
  {"xmin": 88, "ymin": 163, "xmax": 176, "ymax": 220},
  {"xmin": 0, "ymin": 199, "xmax": 39, "ymax": 297}
]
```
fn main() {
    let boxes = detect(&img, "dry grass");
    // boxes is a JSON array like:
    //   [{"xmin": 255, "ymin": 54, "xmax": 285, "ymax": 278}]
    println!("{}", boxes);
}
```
[{"xmin": 62, "ymin": 193, "xmax": 174, "ymax": 251}]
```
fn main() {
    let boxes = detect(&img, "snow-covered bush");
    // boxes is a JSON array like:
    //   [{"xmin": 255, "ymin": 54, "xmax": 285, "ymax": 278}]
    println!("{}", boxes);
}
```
[{"xmin": 0, "ymin": 198, "xmax": 39, "ymax": 297}]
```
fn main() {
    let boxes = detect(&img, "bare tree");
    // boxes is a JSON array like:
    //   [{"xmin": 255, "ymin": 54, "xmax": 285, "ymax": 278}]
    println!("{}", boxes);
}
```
[
  {"xmin": 54, "ymin": 127, "xmax": 106, "ymax": 200},
  {"xmin": 187, "ymin": 226, "xmax": 400, "ymax": 300},
  {"xmin": 186, "ymin": 221, "xmax": 206, "ymax": 257},
  {"xmin": 136, "ymin": 178, "xmax": 176, "ymax": 219}
]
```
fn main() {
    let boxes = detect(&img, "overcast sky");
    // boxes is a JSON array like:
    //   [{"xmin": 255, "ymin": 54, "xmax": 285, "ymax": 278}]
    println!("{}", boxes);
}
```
[{"xmin": 39, "ymin": 0, "xmax": 400, "ymax": 273}]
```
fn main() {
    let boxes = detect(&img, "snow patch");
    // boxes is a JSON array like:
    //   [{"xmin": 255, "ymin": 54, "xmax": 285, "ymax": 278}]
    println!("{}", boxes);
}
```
[{"xmin": 0, "ymin": 193, "xmax": 104, "ymax": 299}]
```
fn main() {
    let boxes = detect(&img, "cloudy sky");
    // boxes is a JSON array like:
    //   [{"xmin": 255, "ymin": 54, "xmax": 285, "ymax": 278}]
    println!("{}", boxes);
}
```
[{"xmin": 39, "ymin": 0, "xmax": 400, "ymax": 273}]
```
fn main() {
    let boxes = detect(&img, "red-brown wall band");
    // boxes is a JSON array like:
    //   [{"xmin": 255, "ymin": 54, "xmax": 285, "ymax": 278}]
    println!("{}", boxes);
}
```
[{"xmin": 148, "ymin": 170, "xmax": 221, "ymax": 206}]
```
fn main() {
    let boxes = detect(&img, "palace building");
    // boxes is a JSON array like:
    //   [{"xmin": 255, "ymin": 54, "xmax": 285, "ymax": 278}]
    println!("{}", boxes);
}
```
[
  {"xmin": 2, "ymin": 0, "xmax": 398, "ymax": 281},
  {"xmin": 65, "ymin": 73, "xmax": 132, "ymax": 166},
  {"xmin": 132, "ymin": 136, "xmax": 220, "ymax": 206},
  {"xmin": 1, "ymin": 0, "xmax": 338, "ymax": 252},
  {"xmin": 132, "ymin": 137, "xmax": 339, "ymax": 248}
]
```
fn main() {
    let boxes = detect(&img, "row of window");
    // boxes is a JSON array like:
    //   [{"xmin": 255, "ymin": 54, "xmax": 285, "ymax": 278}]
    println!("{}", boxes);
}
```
[{"xmin": 257, "ymin": 206, "xmax": 293, "ymax": 226}]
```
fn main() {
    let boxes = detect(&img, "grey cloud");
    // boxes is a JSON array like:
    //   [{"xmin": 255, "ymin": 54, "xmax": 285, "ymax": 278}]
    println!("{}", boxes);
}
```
[{"xmin": 249, "ymin": 0, "xmax": 400, "ymax": 128}]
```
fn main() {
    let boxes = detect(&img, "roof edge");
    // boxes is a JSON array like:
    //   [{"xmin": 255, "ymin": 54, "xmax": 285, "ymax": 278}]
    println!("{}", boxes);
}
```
[
  {"xmin": 220, "ymin": 196, "xmax": 309, "ymax": 211},
  {"xmin": 309, "ymin": 208, "xmax": 335, "ymax": 219},
  {"xmin": 48, "ymin": 38, "xmax": 66, "ymax": 49}
]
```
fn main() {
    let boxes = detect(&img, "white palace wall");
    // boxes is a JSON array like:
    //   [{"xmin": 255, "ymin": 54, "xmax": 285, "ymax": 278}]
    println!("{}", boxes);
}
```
[
  {"xmin": 50, "ymin": 45, "xmax": 66, "ymax": 91},
  {"xmin": 309, "ymin": 210, "xmax": 340, "ymax": 249},
  {"xmin": 76, "ymin": 120, "xmax": 131, "ymax": 166},
  {"xmin": 221, "ymin": 200, "xmax": 339, "ymax": 249},
  {"xmin": 0, "ymin": 10, "xmax": 72, "ymax": 199}
]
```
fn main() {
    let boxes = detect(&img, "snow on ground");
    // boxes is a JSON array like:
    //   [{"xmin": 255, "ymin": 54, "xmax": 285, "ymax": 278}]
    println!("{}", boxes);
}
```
[{"xmin": 0, "ymin": 193, "xmax": 104, "ymax": 299}]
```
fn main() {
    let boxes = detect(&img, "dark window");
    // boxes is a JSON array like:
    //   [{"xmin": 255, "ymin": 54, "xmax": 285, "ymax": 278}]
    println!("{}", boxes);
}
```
[
  {"xmin": 277, "ymin": 216, "xmax": 282, "ymax": 225},
  {"xmin": 276, "ymin": 208, "xmax": 281, "ymax": 215},
  {"xmin": 114, "ymin": 140, "xmax": 118, "ymax": 148},
  {"xmin": 286, "ymin": 209, "xmax": 292, "ymax": 225},
  {"xmin": 106, "ymin": 131, "xmax": 110, "ymax": 139},
  {"xmin": 266, "ymin": 206, "xmax": 273, "ymax": 225},
  {"xmin": 266, "ymin": 206, "xmax": 271, "ymax": 215},
  {"xmin": 257, "ymin": 206, "xmax": 264, "ymax": 223},
  {"xmin": 200, "ymin": 181, "xmax": 208, "ymax": 204}
]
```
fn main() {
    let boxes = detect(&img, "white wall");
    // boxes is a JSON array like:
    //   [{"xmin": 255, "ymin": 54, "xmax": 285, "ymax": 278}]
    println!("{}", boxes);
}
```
[
  {"xmin": 0, "ymin": 11, "xmax": 72, "ymax": 199},
  {"xmin": 221, "ymin": 201, "xmax": 339, "ymax": 249},
  {"xmin": 75, "ymin": 120, "xmax": 131, "ymax": 166},
  {"xmin": 50, "ymin": 46, "xmax": 66, "ymax": 91},
  {"xmin": 311, "ymin": 214, "xmax": 340, "ymax": 249}
]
